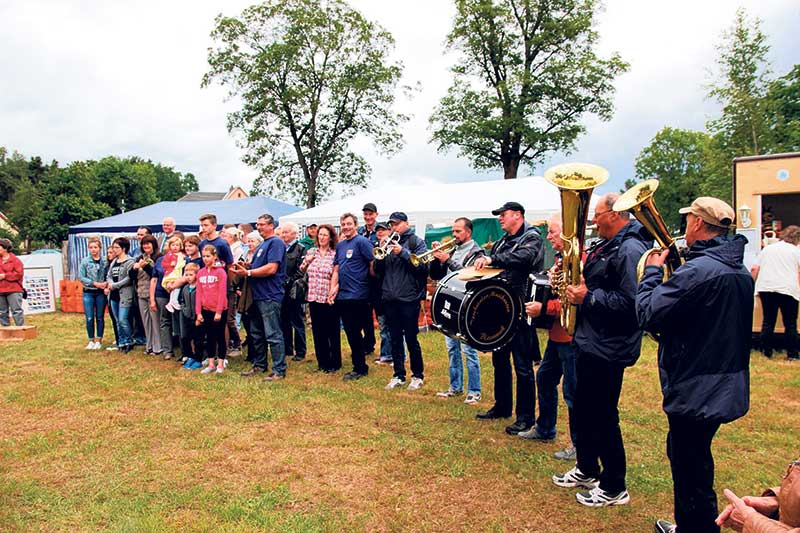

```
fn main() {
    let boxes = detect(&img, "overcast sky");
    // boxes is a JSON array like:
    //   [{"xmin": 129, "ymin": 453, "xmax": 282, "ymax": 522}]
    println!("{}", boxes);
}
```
[{"xmin": 1, "ymin": 0, "xmax": 797, "ymax": 203}]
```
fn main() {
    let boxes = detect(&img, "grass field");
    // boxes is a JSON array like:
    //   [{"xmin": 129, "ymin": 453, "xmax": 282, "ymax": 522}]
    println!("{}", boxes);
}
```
[{"xmin": 1, "ymin": 311, "xmax": 798, "ymax": 532}]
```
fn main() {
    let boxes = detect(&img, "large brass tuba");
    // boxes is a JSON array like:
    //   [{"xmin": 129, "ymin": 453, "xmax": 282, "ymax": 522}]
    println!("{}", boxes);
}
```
[
  {"xmin": 613, "ymin": 179, "xmax": 684, "ymax": 280},
  {"xmin": 544, "ymin": 163, "xmax": 609, "ymax": 335}
]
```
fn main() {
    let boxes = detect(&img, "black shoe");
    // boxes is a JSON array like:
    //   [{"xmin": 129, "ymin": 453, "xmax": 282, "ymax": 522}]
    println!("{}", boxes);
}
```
[
  {"xmin": 764, "ymin": 351, "xmax": 773, "ymax": 358},
  {"xmin": 788, "ymin": 355, "xmax": 799, "ymax": 361},
  {"xmin": 292, "ymin": 355, "xmax": 305, "ymax": 361},
  {"xmin": 476, "ymin": 408, "xmax": 511, "ymax": 420},
  {"xmin": 505, "ymin": 420, "xmax": 533, "ymax": 435},
  {"xmin": 343, "ymin": 371, "xmax": 367, "ymax": 381},
  {"xmin": 240, "ymin": 367, "xmax": 265, "ymax": 377}
]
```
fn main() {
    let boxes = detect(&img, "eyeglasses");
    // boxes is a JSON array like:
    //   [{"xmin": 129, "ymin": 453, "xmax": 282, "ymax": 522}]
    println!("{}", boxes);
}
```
[{"xmin": 593, "ymin": 210, "xmax": 613, "ymax": 221}]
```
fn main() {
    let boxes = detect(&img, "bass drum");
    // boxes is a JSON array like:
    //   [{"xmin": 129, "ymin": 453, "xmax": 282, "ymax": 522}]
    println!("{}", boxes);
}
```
[{"xmin": 431, "ymin": 271, "xmax": 522, "ymax": 352}]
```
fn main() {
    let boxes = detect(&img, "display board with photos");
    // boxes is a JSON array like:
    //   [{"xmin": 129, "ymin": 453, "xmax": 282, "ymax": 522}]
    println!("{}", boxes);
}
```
[{"xmin": 22, "ymin": 266, "xmax": 56, "ymax": 314}]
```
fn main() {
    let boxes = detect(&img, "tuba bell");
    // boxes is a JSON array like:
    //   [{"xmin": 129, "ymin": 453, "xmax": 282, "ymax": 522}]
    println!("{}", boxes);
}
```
[
  {"xmin": 613, "ymin": 179, "xmax": 684, "ymax": 280},
  {"xmin": 544, "ymin": 162, "xmax": 609, "ymax": 335}
]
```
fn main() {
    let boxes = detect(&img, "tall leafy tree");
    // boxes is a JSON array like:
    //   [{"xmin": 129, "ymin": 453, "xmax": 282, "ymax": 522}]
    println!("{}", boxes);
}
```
[
  {"xmin": 430, "ymin": 0, "xmax": 628, "ymax": 179},
  {"xmin": 764, "ymin": 65, "xmax": 800, "ymax": 153},
  {"xmin": 31, "ymin": 162, "xmax": 111, "ymax": 245},
  {"xmin": 706, "ymin": 8, "xmax": 772, "ymax": 158},
  {"xmin": 203, "ymin": 0, "xmax": 407, "ymax": 207},
  {"xmin": 633, "ymin": 128, "xmax": 712, "ymax": 232},
  {"xmin": 92, "ymin": 156, "xmax": 158, "ymax": 214}
]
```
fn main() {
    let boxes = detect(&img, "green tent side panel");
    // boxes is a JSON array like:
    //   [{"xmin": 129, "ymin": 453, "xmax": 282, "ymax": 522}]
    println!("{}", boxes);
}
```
[{"xmin": 424, "ymin": 218, "xmax": 554, "ymax": 268}]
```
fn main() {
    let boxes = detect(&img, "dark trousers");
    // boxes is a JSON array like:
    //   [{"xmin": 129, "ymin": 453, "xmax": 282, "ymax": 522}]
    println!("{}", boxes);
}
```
[
  {"xmin": 248, "ymin": 299, "xmax": 286, "ymax": 374},
  {"xmin": 338, "ymin": 299, "xmax": 371, "ymax": 375},
  {"xmin": 226, "ymin": 291, "xmax": 241, "ymax": 349},
  {"xmin": 200, "ymin": 309, "xmax": 228, "ymax": 360},
  {"xmin": 309, "ymin": 302, "xmax": 342, "ymax": 371},
  {"xmin": 759, "ymin": 291, "xmax": 799, "ymax": 357},
  {"xmin": 385, "ymin": 300, "xmax": 424, "ymax": 380},
  {"xmin": 242, "ymin": 309, "xmax": 254, "ymax": 362},
  {"xmin": 281, "ymin": 296, "xmax": 307, "ymax": 357},
  {"xmin": 363, "ymin": 301, "xmax": 376, "ymax": 354},
  {"xmin": 667, "ymin": 414, "xmax": 721, "ymax": 533},
  {"xmin": 130, "ymin": 294, "xmax": 146, "ymax": 344},
  {"xmin": 574, "ymin": 350, "xmax": 627, "ymax": 494},
  {"xmin": 491, "ymin": 325, "xmax": 538, "ymax": 423},
  {"xmin": 536, "ymin": 340, "xmax": 577, "ymax": 444},
  {"xmin": 107, "ymin": 302, "xmax": 119, "ymax": 345},
  {"xmin": 180, "ymin": 314, "xmax": 204, "ymax": 361}
]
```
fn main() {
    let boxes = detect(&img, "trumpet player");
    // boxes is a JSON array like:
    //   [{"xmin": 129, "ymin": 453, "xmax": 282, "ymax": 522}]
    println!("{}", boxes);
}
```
[
  {"xmin": 636, "ymin": 198, "xmax": 753, "ymax": 533},
  {"xmin": 552, "ymin": 192, "xmax": 651, "ymax": 508},
  {"xmin": 375, "ymin": 212, "xmax": 429, "ymax": 391},
  {"xmin": 430, "ymin": 217, "xmax": 485, "ymax": 405}
]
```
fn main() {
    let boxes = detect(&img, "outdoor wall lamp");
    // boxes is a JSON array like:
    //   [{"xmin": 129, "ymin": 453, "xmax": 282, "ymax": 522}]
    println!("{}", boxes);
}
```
[{"xmin": 739, "ymin": 204, "xmax": 752, "ymax": 228}]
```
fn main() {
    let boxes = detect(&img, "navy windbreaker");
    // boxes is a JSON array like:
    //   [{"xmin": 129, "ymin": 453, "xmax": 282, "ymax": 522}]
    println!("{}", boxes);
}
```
[{"xmin": 636, "ymin": 234, "xmax": 754, "ymax": 423}]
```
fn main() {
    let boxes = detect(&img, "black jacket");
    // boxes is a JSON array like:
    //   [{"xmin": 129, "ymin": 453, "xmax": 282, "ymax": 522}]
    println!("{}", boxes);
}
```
[
  {"xmin": 574, "ymin": 220, "xmax": 651, "ymax": 366},
  {"xmin": 375, "ymin": 229, "xmax": 428, "ymax": 302},
  {"xmin": 636, "ymin": 234, "xmax": 753, "ymax": 423},
  {"xmin": 283, "ymin": 241, "xmax": 307, "ymax": 300},
  {"xmin": 488, "ymin": 222, "xmax": 544, "ymax": 294}
]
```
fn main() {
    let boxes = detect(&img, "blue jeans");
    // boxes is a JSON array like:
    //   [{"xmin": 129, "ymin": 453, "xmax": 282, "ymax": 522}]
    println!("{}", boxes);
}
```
[
  {"xmin": 82, "ymin": 291, "xmax": 107, "ymax": 340},
  {"xmin": 377, "ymin": 313, "xmax": 392, "ymax": 361},
  {"xmin": 535, "ymin": 340, "xmax": 577, "ymax": 444},
  {"xmin": 445, "ymin": 336, "xmax": 481, "ymax": 394},
  {"xmin": 109, "ymin": 299, "xmax": 133, "ymax": 347},
  {"xmin": 249, "ymin": 299, "xmax": 286, "ymax": 375}
]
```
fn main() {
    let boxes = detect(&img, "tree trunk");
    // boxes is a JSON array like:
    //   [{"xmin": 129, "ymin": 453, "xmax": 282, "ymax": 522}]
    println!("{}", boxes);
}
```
[
  {"xmin": 306, "ymin": 172, "xmax": 318, "ymax": 208},
  {"xmin": 503, "ymin": 158, "xmax": 520, "ymax": 179}
]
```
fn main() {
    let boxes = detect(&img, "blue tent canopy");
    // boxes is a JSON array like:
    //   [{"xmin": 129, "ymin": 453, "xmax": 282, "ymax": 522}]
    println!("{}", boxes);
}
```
[
  {"xmin": 66, "ymin": 196, "xmax": 301, "ymax": 279},
  {"xmin": 68, "ymin": 196, "xmax": 301, "ymax": 234}
]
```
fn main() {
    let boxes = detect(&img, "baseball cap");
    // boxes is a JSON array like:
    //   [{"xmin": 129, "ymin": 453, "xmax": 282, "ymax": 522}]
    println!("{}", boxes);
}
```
[
  {"xmin": 362, "ymin": 202, "xmax": 377, "ymax": 213},
  {"xmin": 375, "ymin": 221, "xmax": 390, "ymax": 230},
  {"xmin": 307, "ymin": 223, "xmax": 317, "ymax": 228},
  {"xmin": 491, "ymin": 201, "xmax": 525, "ymax": 216},
  {"xmin": 678, "ymin": 197, "xmax": 735, "ymax": 228},
  {"xmin": 388, "ymin": 212, "xmax": 408, "ymax": 223}
]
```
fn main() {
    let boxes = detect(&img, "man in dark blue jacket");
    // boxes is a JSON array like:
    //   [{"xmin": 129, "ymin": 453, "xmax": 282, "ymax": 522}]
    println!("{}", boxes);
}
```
[
  {"xmin": 473, "ymin": 202, "xmax": 544, "ymax": 435},
  {"xmin": 637, "ymin": 197, "xmax": 753, "ymax": 533},
  {"xmin": 552, "ymin": 192, "xmax": 651, "ymax": 508},
  {"xmin": 375, "ymin": 212, "xmax": 429, "ymax": 391}
]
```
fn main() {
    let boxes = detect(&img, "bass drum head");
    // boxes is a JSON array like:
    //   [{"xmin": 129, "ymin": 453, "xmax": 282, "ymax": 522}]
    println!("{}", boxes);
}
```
[
  {"xmin": 461, "ymin": 280, "xmax": 520, "ymax": 351},
  {"xmin": 431, "ymin": 271, "xmax": 467, "ymax": 340}
]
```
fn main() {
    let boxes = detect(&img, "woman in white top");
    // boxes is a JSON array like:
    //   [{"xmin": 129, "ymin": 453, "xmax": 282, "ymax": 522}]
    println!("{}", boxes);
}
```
[{"xmin": 751, "ymin": 225, "xmax": 800, "ymax": 360}]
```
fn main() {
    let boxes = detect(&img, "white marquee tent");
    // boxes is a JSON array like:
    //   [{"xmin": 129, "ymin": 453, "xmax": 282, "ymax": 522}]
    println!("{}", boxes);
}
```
[{"xmin": 280, "ymin": 176, "xmax": 601, "ymax": 237}]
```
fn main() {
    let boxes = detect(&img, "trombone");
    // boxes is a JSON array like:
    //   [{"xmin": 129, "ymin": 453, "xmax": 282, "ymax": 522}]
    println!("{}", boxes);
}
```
[
  {"xmin": 373, "ymin": 232, "xmax": 400, "ymax": 260},
  {"xmin": 410, "ymin": 237, "xmax": 458, "ymax": 267}
]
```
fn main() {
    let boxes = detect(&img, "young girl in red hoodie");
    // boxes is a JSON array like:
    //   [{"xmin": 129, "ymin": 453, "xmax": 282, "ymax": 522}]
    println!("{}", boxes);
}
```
[{"xmin": 196, "ymin": 245, "xmax": 228, "ymax": 374}]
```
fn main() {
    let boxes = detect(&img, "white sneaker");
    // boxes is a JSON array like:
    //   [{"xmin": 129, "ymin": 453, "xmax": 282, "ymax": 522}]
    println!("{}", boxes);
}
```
[
  {"xmin": 201, "ymin": 366, "xmax": 215, "ymax": 374},
  {"xmin": 576, "ymin": 486, "xmax": 630, "ymax": 507},
  {"xmin": 407, "ymin": 377, "xmax": 424, "ymax": 391},
  {"xmin": 85, "ymin": 341, "xmax": 95, "ymax": 350},
  {"xmin": 552, "ymin": 466, "xmax": 599, "ymax": 489},
  {"xmin": 106, "ymin": 345, "xmax": 118, "ymax": 351},
  {"xmin": 92, "ymin": 341, "xmax": 103, "ymax": 350},
  {"xmin": 215, "ymin": 366, "xmax": 224, "ymax": 374},
  {"xmin": 385, "ymin": 376, "xmax": 406, "ymax": 390}
]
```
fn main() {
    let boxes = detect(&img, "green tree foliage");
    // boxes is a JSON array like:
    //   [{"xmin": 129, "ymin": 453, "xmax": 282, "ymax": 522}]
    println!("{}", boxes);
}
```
[
  {"xmin": 1, "ymin": 146, "xmax": 201, "ymax": 246},
  {"xmin": 203, "ymin": 0, "xmax": 407, "ymax": 207},
  {"xmin": 430, "ymin": 0, "xmax": 628, "ymax": 180},
  {"xmin": 633, "ymin": 128, "xmax": 713, "ymax": 231},
  {"xmin": 764, "ymin": 65, "xmax": 800, "ymax": 153},
  {"xmin": 706, "ymin": 8, "xmax": 772, "ymax": 158},
  {"xmin": 31, "ymin": 162, "xmax": 111, "ymax": 245},
  {"xmin": 92, "ymin": 156, "xmax": 158, "ymax": 214}
]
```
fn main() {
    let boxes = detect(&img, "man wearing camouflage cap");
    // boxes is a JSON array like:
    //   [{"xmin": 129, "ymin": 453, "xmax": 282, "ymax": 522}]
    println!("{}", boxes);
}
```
[{"xmin": 636, "ymin": 197, "xmax": 755, "ymax": 533}]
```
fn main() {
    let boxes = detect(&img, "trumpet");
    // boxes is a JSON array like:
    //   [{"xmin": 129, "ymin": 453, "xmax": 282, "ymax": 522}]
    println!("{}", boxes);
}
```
[
  {"xmin": 373, "ymin": 231, "xmax": 400, "ymax": 260},
  {"xmin": 410, "ymin": 237, "xmax": 457, "ymax": 267}
]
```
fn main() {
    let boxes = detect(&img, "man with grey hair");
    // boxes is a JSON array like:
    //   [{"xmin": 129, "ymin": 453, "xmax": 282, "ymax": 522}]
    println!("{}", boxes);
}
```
[
  {"xmin": 159, "ymin": 217, "xmax": 177, "ymax": 253},
  {"xmin": 552, "ymin": 192, "xmax": 651, "ymax": 508},
  {"xmin": 279, "ymin": 221, "xmax": 307, "ymax": 361}
]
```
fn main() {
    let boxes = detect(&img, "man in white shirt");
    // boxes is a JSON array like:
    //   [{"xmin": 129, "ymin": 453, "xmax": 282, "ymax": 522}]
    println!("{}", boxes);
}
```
[{"xmin": 751, "ymin": 225, "xmax": 800, "ymax": 361}]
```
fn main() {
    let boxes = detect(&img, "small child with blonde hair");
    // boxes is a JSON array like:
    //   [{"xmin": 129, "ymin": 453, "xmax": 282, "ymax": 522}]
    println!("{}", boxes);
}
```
[{"xmin": 162, "ymin": 235, "xmax": 186, "ymax": 312}]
